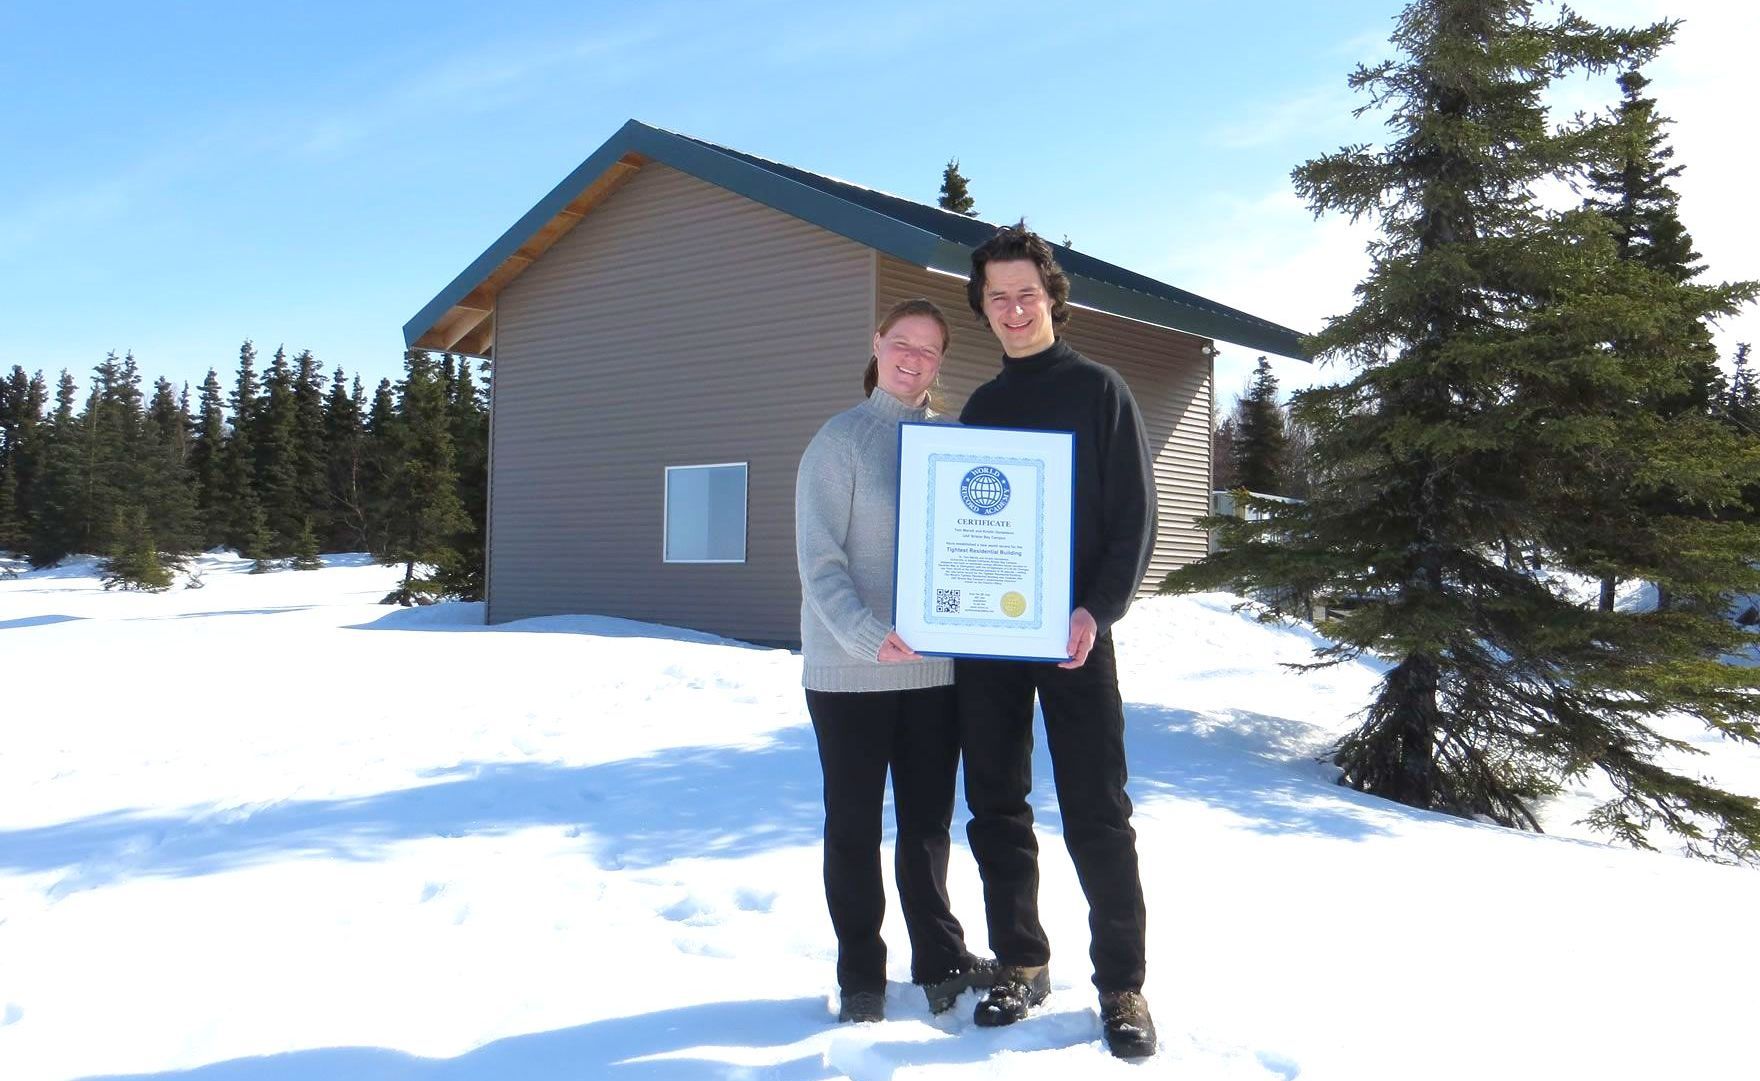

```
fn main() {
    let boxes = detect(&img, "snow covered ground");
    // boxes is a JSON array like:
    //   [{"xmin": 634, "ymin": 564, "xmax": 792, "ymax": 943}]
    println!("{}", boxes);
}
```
[{"xmin": 2, "ymin": 553, "xmax": 1757, "ymax": 1080}]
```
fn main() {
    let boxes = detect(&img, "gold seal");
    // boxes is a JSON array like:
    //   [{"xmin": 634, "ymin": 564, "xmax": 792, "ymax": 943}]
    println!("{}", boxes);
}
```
[{"xmin": 1000, "ymin": 591, "xmax": 1026, "ymax": 618}]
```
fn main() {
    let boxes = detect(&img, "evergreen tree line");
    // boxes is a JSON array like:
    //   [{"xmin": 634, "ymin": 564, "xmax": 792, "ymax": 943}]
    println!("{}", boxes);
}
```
[
  {"xmin": 1168, "ymin": 4, "xmax": 1760, "ymax": 863},
  {"xmin": 0, "ymin": 342, "xmax": 487, "ymax": 602},
  {"xmin": 1215, "ymin": 340, "xmax": 1755, "ymax": 506}
]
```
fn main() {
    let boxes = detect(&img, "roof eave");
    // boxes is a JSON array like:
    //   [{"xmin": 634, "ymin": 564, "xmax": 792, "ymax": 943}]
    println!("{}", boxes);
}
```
[{"xmin": 403, "ymin": 120, "xmax": 1312, "ymax": 363}]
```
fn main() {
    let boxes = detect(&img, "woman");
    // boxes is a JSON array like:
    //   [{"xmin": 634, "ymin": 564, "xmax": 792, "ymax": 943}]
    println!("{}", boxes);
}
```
[{"xmin": 795, "ymin": 298, "xmax": 994, "ymax": 1023}]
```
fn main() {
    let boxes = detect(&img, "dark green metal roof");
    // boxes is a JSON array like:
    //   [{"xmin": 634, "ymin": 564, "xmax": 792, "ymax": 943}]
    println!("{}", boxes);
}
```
[{"xmin": 404, "ymin": 119, "xmax": 1310, "ymax": 361}]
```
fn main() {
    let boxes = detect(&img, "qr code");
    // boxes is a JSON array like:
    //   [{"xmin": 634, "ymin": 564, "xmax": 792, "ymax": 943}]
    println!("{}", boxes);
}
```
[{"xmin": 935, "ymin": 589, "xmax": 961, "ymax": 614}]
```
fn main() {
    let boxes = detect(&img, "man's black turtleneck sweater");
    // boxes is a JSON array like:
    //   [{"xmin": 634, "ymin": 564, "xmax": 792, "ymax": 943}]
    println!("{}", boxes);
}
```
[{"xmin": 959, "ymin": 338, "xmax": 1157, "ymax": 636}]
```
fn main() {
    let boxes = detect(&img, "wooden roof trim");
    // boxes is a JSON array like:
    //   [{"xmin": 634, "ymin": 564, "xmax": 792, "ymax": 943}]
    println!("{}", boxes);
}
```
[{"xmin": 409, "ymin": 154, "xmax": 645, "ymax": 354}]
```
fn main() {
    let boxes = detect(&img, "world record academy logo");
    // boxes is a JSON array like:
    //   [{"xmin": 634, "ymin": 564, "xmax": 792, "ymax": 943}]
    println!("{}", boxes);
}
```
[{"xmin": 959, "ymin": 465, "xmax": 1011, "ymax": 515}]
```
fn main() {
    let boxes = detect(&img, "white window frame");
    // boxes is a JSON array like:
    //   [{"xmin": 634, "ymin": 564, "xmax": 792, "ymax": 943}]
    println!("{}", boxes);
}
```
[{"xmin": 662, "ymin": 462, "xmax": 749, "ymax": 564}]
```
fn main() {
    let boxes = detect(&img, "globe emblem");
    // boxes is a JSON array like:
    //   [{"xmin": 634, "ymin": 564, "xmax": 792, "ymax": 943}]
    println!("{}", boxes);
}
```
[{"xmin": 959, "ymin": 466, "xmax": 1011, "ymax": 515}]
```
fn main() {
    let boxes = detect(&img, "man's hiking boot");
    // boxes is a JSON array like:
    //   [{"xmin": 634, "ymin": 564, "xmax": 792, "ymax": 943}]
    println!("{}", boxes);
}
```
[
  {"xmin": 922, "ymin": 956, "xmax": 999, "ymax": 1015},
  {"xmin": 973, "ymin": 964, "xmax": 1050, "ymax": 1027},
  {"xmin": 837, "ymin": 988, "xmax": 885, "ymax": 1023},
  {"xmin": 1099, "ymin": 990, "xmax": 1157, "ymax": 1059}
]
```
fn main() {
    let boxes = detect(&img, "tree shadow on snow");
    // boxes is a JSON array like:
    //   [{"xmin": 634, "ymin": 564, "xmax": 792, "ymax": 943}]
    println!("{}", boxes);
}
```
[
  {"xmin": 0, "ymin": 613, "xmax": 85, "ymax": 630},
  {"xmin": 75, "ymin": 997, "xmax": 844, "ymax": 1081},
  {"xmin": 125, "ymin": 607, "xmax": 320, "ymax": 621},
  {"xmin": 3, "ymin": 695, "xmax": 1409, "ymax": 891},
  {"xmin": 1114, "ymin": 703, "xmax": 1396, "ymax": 842},
  {"xmin": 0, "ymin": 731, "xmax": 828, "ymax": 891}
]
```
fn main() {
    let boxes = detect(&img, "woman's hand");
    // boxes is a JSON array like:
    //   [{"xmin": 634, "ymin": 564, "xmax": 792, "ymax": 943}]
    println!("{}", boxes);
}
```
[{"xmin": 877, "ymin": 630, "xmax": 922, "ymax": 663}]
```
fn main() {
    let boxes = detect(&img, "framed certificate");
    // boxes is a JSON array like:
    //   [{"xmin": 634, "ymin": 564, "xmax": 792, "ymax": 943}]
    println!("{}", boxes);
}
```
[{"xmin": 893, "ymin": 422, "xmax": 1075, "ymax": 661}]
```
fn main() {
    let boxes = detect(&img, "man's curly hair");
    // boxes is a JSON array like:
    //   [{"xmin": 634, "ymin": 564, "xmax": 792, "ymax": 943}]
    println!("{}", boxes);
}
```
[{"xmin": 966, "ymin": 221, "xmax": 1071, "ymax": 328}]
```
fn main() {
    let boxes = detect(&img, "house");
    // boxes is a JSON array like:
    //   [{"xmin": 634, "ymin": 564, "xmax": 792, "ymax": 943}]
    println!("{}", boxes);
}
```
[{"xmin": 403, "ymin": 120, "xmax": 1307, "ymax": 645}]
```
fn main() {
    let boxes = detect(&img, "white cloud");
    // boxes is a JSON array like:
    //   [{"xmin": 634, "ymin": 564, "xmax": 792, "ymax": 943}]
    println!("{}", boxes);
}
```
[
  {"xmin": 291, "ymin": 24, "xmax": 669, "ymax": 160},
  {"xmin": 1155, "ymin": 185, "xmax": 1375, "ymax": 397}
]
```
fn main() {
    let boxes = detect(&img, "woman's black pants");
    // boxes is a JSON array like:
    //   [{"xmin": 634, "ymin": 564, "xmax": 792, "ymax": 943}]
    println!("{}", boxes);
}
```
[{"xmin": 805, "ymin": 684, "xmax": 970, "ymax": 992}]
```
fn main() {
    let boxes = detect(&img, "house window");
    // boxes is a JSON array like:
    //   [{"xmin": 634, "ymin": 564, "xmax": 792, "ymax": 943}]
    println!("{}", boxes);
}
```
[{"xmin": 663, "ymin": 463, "xmax": 748, "ymax": 563}]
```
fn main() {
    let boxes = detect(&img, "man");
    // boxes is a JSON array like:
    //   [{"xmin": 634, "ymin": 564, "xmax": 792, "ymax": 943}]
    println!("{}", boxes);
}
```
[{"xmin": 956, "ymin": 223, "xmax": 1158, "ymax": 1059}]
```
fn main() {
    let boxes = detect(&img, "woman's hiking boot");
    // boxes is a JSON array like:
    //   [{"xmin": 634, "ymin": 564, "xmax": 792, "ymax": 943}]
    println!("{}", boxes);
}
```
[
  {"xmin": 972, "ymin": 964, "xmax": 1050, "ymax": 1027},
  {"xmin": 837, "ymin": 988, "xmax": 885, "ymax": 1023},
  {"xmin": 922, "ymin": 956, "xmax": 999, "ymax": 1015}
]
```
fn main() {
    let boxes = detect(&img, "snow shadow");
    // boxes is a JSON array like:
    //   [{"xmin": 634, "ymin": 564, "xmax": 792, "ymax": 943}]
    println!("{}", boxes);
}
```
[
  {"xmin": 0, "ymin": 613, "xmax": 84, "ymax": 630},
  {"xmin": 345, "ymin": 602, "xmax": 771, "ymax": 651},
  {"xmin": 5, "ymin": 698, "xmax": 1397, "ymax": 891},
  {"xmin": 1118, "ymin": 704, "xmax": 1396, "ymax": 842},
  {"xmin": 75, "ymin": 996, "xmax": 843, "ymax": 1081},
  {"xmin": 0, "ymin": 732, "xmax": 829, "ymax": 889},
  {"xmin": 127, "ymin": 607, "xmax": 320, "ymax": 621}
]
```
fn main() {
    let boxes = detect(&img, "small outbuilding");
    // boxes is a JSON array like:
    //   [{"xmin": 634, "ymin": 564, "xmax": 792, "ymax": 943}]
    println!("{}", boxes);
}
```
[{"xmin": 404, "ymin": 120, "xmax": 1305, "ymax": 645}]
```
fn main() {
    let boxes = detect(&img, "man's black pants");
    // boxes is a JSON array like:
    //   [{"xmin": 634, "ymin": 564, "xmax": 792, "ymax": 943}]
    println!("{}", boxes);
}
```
[
  {"xmin": 805, "ymin": 685, "xmax": 970, "ymax": 992},
  {"xmin": 955, "ymin": 634, "xmax": 1147, "ymax": 993}
]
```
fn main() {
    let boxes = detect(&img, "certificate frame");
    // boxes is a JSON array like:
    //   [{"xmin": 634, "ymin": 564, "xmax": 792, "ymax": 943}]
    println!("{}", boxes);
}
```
[{"xmin": 892, "ymin": 422, "xmax": 1075, "ymax": 661}]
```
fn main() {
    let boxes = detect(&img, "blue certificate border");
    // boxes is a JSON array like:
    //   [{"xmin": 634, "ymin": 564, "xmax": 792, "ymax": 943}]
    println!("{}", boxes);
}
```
[
  {"xmin": 921, "ymin": 454, "xmax": 1044, "ymax": 629},
  {"xmin": 892, "ymin": 421, "xmax": 1077, "ymax": 663}
]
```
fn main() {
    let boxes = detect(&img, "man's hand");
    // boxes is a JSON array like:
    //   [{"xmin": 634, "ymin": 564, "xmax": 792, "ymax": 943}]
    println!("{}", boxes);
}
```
[
  {"xmin": 1060, "ymin": 607, "xmax": 1097, "ymax": 669},
  {"xmin": 878, "ymin": 630, "xmax": 922, "ymax": 663}
]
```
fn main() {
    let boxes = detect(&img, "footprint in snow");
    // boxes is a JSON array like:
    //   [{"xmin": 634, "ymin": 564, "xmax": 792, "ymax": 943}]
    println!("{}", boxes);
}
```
[
  {"xmin": 672, "ymin": 934, "xmax": 734, "ymax": 959},
  {"xmin": 734, "ymin": 887, "xmax": 776, "ymax": 913},
  {"xmin": 659, "ymin": 895, "xmax": 718, "ymax": 925}
]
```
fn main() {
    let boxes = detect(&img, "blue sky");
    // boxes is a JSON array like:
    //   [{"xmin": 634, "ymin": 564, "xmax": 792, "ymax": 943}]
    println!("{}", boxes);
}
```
[{"xmin": 4, "ymin": 1, "xmax": 1753, "ymax": 405}]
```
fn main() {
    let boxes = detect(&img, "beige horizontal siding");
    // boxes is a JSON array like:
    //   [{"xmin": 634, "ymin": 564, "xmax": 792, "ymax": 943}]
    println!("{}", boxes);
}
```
[
  {"xmin": 491, "ymin": 164, "xmax": 875, "ymax": 642},
  {"xmin": 877, "ymin": 256, "xmax": 1213, "ymax": 598}
]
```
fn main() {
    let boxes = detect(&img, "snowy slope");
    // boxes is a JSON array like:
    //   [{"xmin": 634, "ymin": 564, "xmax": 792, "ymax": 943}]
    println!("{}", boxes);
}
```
[{"xmin": 1, "ymin": 554, "xmax": 1756, "ymax": 1081}]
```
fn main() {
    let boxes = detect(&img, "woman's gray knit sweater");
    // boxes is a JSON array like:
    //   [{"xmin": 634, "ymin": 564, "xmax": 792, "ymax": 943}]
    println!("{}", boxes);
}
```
[{"xmin": 795, "ymin": 390, "xmax": 955, "ymax": 692}]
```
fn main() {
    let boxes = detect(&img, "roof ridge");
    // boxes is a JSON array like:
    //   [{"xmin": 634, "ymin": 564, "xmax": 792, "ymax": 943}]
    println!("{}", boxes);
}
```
[{"xmin": 405, "ymin": 119, "xmax": 1310, "ymax": 361}]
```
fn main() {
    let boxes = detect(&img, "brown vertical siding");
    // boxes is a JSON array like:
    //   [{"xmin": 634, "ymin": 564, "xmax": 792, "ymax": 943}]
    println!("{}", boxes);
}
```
[
  {"xmin": 876, "ymin": 256, "xmax": 1213, "ymax": 597},
  {"xmin": 491, "ymin": 164, "xmax": 874, "ymax": 641}
]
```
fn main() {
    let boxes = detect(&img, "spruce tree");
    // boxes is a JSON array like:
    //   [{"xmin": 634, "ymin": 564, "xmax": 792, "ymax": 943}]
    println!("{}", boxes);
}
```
[
  {"xmin": 0, "ymin": 455, "xmax": 18, "ymax": 556},
  {"xmin": 292, "ymin": 349, "xmax": 329, "ymax": 544},
  {"xmin": 0, "ymin": 462, "xmax": 18, "ymax": 556},
  {"xmin": 0, "ymin": 367, "xmax": 46, "ymax": 554},
  {"xmin": 28, "ymin": 372, "xmax": 85, "ymax": 566},
  {"xmin": 255, "ymin": 346, "xmax": 301, "ymax": 552},
  {"xmin": 938, "ymin": 159, "xmax": 977, "ymax": 217},
  {"xmin": 241, "ymin": 502, "xmax": 277, "ymax": 574},
  {"xmin": 361, "ymin": 377, "xmax": 399, "ymax": 557},
  {"xmin": 291, "ymin": 517, "xmax": 323, "ymax": 570},
  {"xmin": 222, "ymin": 341, "xmax": 262, "ymax": 552},
  {"xmin": 100, "ymin": 506, "xmax": 174, "ymax": 591},
  {"xmin": 378, "ymin": 351, "xmax": 467, "ymax": 605},
  {"xmin": 1576, "ymin": 66, "xmax": 1727, "ymax": 612},
  {"xmin": 0, "ymin": 368, "xmax": 17, "ymax": 550},
  {"xmin": 141, "ymin": 377, "xmax": 198, "ymax": 557},
  {"xmin": 1231, "ymin": 357, "xmax": 1287, "ymax": 494},
  {"xmin": 430, "ymin": 355, "xmax": 490, "ymax": 600},
  {"xmin": 323, "ymin": 368, "xmax": 369, "ymax": 551},
  {"xmin": 79, "ymin": 352, "xmax": 146, "ymax": 555},
  {"xmin": 1212, "ymin": 413, "xmax": 1239, "ymax": 492},
  {"xmin": 1165, "ymin": 3, "xmax": 1760, "ymax": 861},
  {"xmin": 189, "ymin": 369, "xmax": 228, "ymax": 549}
]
